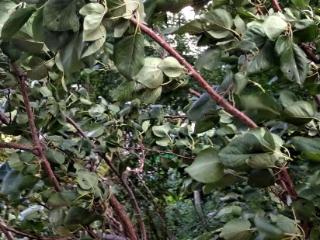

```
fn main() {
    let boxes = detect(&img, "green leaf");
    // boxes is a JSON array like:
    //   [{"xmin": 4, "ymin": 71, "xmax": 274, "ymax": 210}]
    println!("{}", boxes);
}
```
[
  {"xmin": 291, "ymin": 137, "xmax": 320, "ymax": 161},
  {"xmin": 135, "ymin": 57, "xmax": 163, "ymax": 88},
  {"xmin": 275, "ymin": 36, "xmax": 308, "ymax": 85},
  {"xmin": 205, "ymin": 8, "xmax": 233, "ymax": 39},
  {"xmin": 291, "ymin": 0, "xmax": 309, "ymax": 8},
  {"xmin": 56, "ymin": 33, "xmax": 84, "ymax": 75},
  {"xmin": 152, "ymin": 124, "xmax": 170, "ymax": 138},
  {"xmin": 185, "ymin": 148, "xmax": 224, "ymax": 183},
  {"xmin": 46, "ymin": 149, "xmax": 65, "ymax": 165},
  {"xmin": 0, "ymin": 0, "xmax": 17, "ymax": 36},
  {"xmin": 81, "ymin": 26, "xmax": 106, "ymax": 58},
  {"xmin": 220, "ymin": 218, "xmax": 252, "ymax": 240},
  {"xmin": 1, "ymin": 6, "xmax": 36, "ymax": 39},
  {"xmin": 254, "ymin": 216, "xmax": 283, "ymax": 238},
  {"xmin": 234, "ymin": 72, "xmax": 249, "ymax": 94},
  {"xmin": 158, "ymin": 57, "xmax": 184, "ymax": 78},
  {"xmin": 141, "ymin": 87, "xmax": 162, "ymax": 104},
  {"xmin": 43, "ymin": 0, "xmax": 79, "ymax": 32},
  {"xmin": 240, "ymin": 93, "xmax": 281, "ymax": 121},
  {"xmin": 114, "ymin": 34, "xmax": 145, "ymax": 79},
  {"xmin": 76, "ymin": 170, "xmax": 99, "ymax": 191},
  {"xmin": 64, "ymin": 207, "xmax": 100, "ymax": 226},
  {"xmin": 79, "ymin": 3, "xmax": 107, "ymax": 42},
  {"xmin": 294, "ymin": 19, "xmax": 318, "ymax": 42},
  {"xmin": 219, "ymin": 128, "xmax": 281, "ymax": 168},
  {"xmin": 263, "ymin": 15, "xmax": 288, "ymax": 40},
  {"xmin": 175, "ymin": 19, "xmax": 203, "ymax": 35},
  {"xmin": 248, "ymin": 169, "xmax": 275, "ymax": 188},
  {"xmin": 247, "ymin": 41, "xmax": 274, "ymax": 74},
  {"xmin": 124, "ymin": 0, "xmax": 144, "ymax": 20},
  {"xmin": 282, "ymin": 100, "xmax": 315, "ymax": 124},
  {"xmin": 1, "ymin": 170, "xmax": 37, "ymax": 196}
]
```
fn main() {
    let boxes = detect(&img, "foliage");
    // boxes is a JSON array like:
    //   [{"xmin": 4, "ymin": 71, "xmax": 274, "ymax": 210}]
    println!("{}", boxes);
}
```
[{"xmin": 0, "ymin": 0, "xmax": 319, "ymax": 239}]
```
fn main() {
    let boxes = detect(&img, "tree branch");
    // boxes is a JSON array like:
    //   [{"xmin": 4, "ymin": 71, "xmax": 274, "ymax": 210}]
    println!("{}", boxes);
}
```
[
  {"xmin": 271, "ymin": 0, "xmax": 282, "ymax": 12},
  {"xmin": 11, "ymin": 64, "xmax": 61, "ymax": 192},
  {"xmin": 131, "ymin": 18, "xmax": 258, "ymax": 129}
]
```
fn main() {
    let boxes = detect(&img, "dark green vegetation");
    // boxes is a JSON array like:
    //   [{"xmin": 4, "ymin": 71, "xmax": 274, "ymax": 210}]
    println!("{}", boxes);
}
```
[{"xmin": 0, "ymin": 0, "xmax": 320, "ymax": 239}]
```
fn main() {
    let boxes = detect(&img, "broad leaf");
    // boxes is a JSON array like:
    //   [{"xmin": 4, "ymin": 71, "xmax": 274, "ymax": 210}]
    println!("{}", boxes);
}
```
[
  {"xmin": 1, "ymin": 6, "xmax": 36, "ymax": 39},
  {"xmin": 135, "ymin": 57, "xmax": 163, "ymax": 88},
  {"xmin": 291, "ymin": 137, "xmax": 320, "ymax": 161},
  {"xmin": 219, "ymin": 128, "xmax": 281, "ymax": 168},
  {"xmin": 263, "ymin": 15, "xmax": 288, "ymax": 40},
  {"xmin": 158, "ymin": 57, "xmax": 184, "ymax": 78},
  {"xmin": 43, "ymin": 0, "xmax": 79, "ymax": 32},
  {"xmin": 275, "ymin": 36, "xmax": 308, "ymax": 85},
  {"xmin": 220, "ymin": 218, "xmax": 252, "ymax": 240},
  {"xmin": 114, "ymin": 34, "xmax": 145, "ymax": 79},
  {"xmin": 185, "ymin": 148, "xmax": 224, "ymax": 183}
]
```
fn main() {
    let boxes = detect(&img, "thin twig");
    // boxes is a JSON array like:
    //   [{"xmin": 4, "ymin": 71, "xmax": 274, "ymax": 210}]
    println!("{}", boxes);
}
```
[
  {"xmin": 189, "ymin": 88, "xmax": 201, "ymax": 97},
  {"xmin": 11, "ymin": 64, "xmax": 61, "ymax": 192},
  {"xmin": 0, "ymin": 142, "xmax": 34, "ymax": 152}
]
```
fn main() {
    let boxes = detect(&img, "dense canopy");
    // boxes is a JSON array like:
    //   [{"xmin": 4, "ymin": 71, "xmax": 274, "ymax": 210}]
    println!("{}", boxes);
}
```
[{"xmin": 0, "ymin": 0, "xmax": 319, "ymax": 239}]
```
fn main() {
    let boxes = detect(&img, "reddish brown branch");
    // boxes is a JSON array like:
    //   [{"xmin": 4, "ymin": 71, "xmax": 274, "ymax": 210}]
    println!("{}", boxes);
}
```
[
  {"xmin": 109, "ymin": 195, "xmax": 138, "ymax": 240},
  {"xmin": 300, "ymin": 43, "xmax": 320, "ymax": 63},
  {"xmin": 271, "ymin": 0, "xmax": 282, "ymax": 12},
  {"xmin": 0, "ymin": 142, "xmax": 34, "ymax": 152},
  {"xmin": 11, "ymin": 64, "xmax": 61, "ymax": 192},
  {"xmin": 131, "ymin": 18, "xmax": 258, "ymax": 129}
]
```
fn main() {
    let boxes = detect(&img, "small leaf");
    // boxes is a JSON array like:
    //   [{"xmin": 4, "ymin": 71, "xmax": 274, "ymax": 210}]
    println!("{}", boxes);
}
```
[
  {"xmin": 220, "ymin": 218, "xmax": 252, "ymax": 240},
  {"xmin": 158, "ymin": 57, "xmax": 184, "ymax": 78},
  {"xmin": 185, "ymin": 148, "xmax": 224, "ymax": 183}
]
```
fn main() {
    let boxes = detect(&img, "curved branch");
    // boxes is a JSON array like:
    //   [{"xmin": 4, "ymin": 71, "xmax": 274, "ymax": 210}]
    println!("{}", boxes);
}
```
[{"xmin": 131, "ymin": 18, "xmax": 258, "ymax": 129}]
